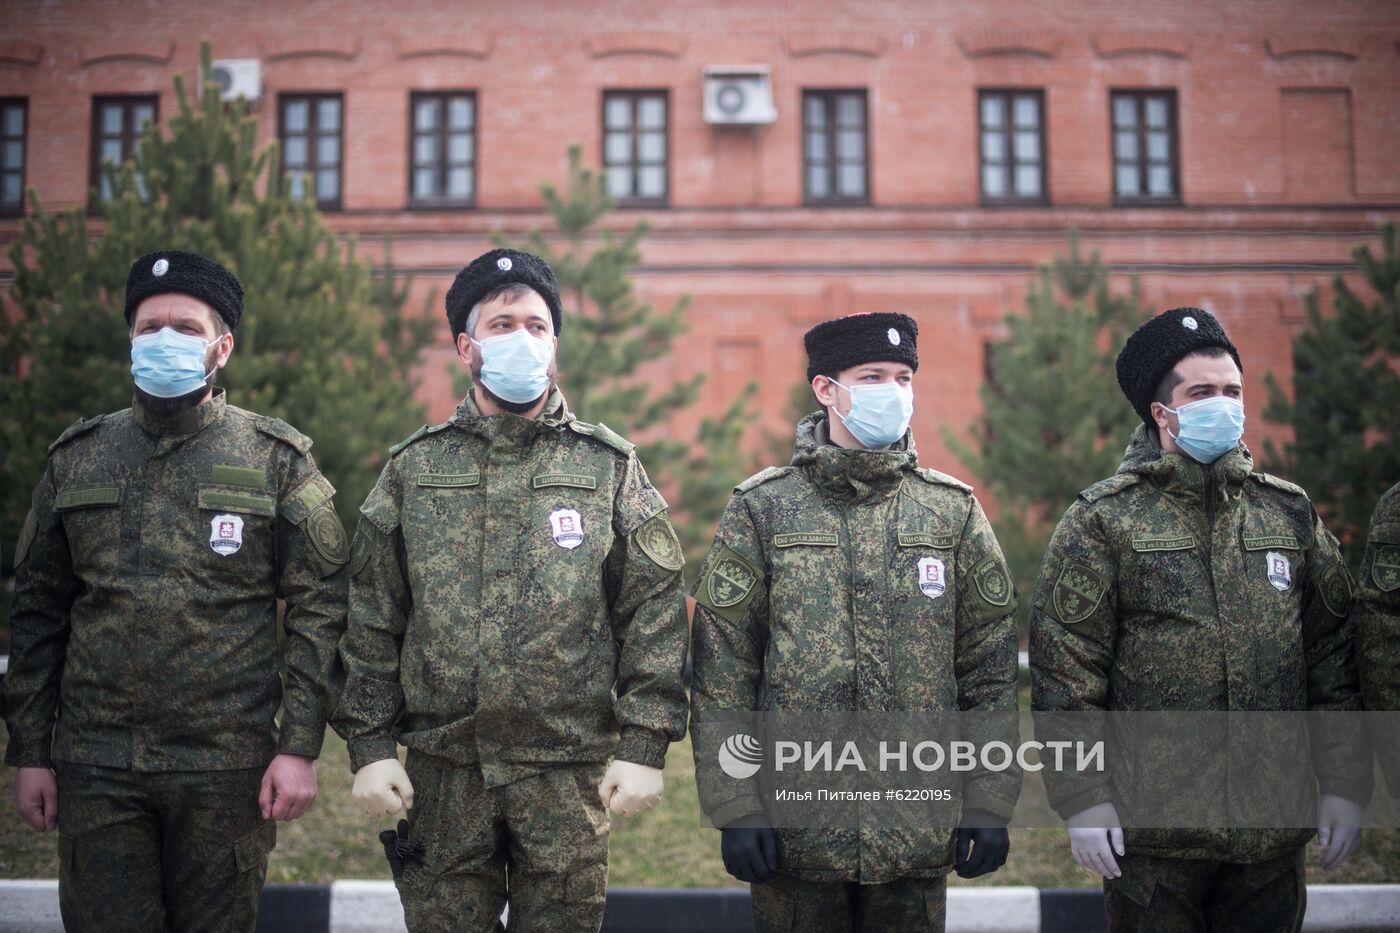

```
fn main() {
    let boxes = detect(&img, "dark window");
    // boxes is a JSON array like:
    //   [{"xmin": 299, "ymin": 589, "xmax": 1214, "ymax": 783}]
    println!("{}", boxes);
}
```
[
  {"xmin": 90, "ymin": 95, "xmax": 158, "ymax": 201},
  {"xmin": 602, "ymin": 91, "xmax": 668, "ymax": 206},
  {"xmin": 409, "ymin": 92, "xmax": 476, "ymax": 207},
  {"xmin": 803, "ymin": 89, "xmax": 868, "ymax": 205},
  {"xmin": 280, "ymin": 94, "xmax": 343, "ymax": 210},
  {"xmin": 1112, "ymin": 91, "xmax": 1179, "ymax": 203},
  {"xmin": 1, "ymin": 98, "xmax": 25, "ymax": 215},
  {"xmin": 978, "ymin": 89, "xmax": 1046, "ymax": 203}
]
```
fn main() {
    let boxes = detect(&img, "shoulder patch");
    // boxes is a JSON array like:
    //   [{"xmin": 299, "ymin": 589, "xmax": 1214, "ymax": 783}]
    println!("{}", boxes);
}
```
[
  {"xmin": 634, "ymin": 513, "xmax": 685, "ymax": 571},
  {"xmin": 255, "ymin": 417, "xmax": 312, "ymax": 455},
  {"xmin": 1080, "ymin": 473, "xmax": 1141, "ymax": 504},
  {"xmin": 735, "ymin": 466, "xmax": 794, "ymax": 495},
  {"xmin": 912, "ymin": 467, "xmax": 973, "ymax": 494},
  {"xmin": 306, "ymin": 503, "xmax": 349, "ymax": 572},
  {"xmin": 48, "ymin": 414, "xmax": 107, "ymax": 453},
  {"xmin": 388, "ymin": 420, "xmax": 452, "ymax": 458},
  {"xmin": 569, "ymin": 419, "xmax": 635, "ymax": 454},
  {"xmin": 1319, "ymin": 561, "xmax": 1353, "ymax": 617},
  {"xmin": 693, "ymin": 543, "xmax": 761, "ymax": 622},
  {"xmin": 1052, "ymin": 560, "xmax": 1108, "ymax": 624},
  {"xmin": 1250, "ymin": 472, "xmax": 1306, "ymax": 498}
]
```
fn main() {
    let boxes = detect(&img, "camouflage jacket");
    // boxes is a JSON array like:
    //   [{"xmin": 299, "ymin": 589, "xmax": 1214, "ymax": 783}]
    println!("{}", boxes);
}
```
[
  {"xmin": 1357, "ymin": 481, "xmax": 1400, "ymax": 790},
  {"xmin": 690, "ymin": 413, "xmax": 1021, "ymax": 883},
  {"xmin": 1030, "ymin": 424, "xmax": 1369, "ymax": 862},
  {"xmin": 4, "ymin": 389, "xmax": 349, "ymax": 771},
  {"xmin": 334, "ymin": 388, "xmax": 688, "ymax": 787}
]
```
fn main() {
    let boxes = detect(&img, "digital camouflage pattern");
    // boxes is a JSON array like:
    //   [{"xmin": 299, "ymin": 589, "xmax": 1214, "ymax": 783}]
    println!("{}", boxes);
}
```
[
  {"xmin": 4, "ymin": 388, "xmax": 349, "ymax": 771},
  {"xmin": 750, "ymin": 872, "xmax": 947, "ymax": 933},
  {"xmin": 1103, "ymin": 849, "xmax": 1305, "ymax": 933},
  {"xmin": 1356, "ymin": 481, "xmax": 1400, "ymax": 791},
  {"xmin": 54, "ymin": 763, "xmax": 275, "ymax": 933},
  {"xmin": 394, "ymin": 751, "xmax": 609, "ymax": 933},
  {"xmin": 1030, "ymin": 424, "xmax": 1370, "ymax": 862},
  {"xmin": 690, "ymin": 413, "xmax": 1021, "ymax": 884},
  {"xmin": 335, "ymin": 386, "xmax": 689, "ymax": 785}
]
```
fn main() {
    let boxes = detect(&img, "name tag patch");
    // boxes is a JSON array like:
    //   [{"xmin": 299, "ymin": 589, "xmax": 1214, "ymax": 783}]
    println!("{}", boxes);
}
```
[
  {"xmin": 210, "ymin": 514, "xmax": 244, "ymax": 556},
  {"xmin": 550, "ymin": 508, "xmax": 584, "ymax": 550},
  {"xmin": 917, "ymin": 556, "xmax": 947, "ymax": 600}
]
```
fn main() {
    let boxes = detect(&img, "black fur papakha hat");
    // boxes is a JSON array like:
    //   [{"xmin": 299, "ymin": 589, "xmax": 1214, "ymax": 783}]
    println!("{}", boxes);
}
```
[
  {"xmin": 804, "ymin": 313, "xmax": 919, "ymax": 382},
  {"xmin": 444, "ymin": 248, "xmax": 563, "ymax": 340},
  {"xmin": 124, "ymin": 250, "xmax": 243, "ymax": 331},
  {"xmin": 1115, "ymin": 307, "xmax": 1242, "ymax": 424}
]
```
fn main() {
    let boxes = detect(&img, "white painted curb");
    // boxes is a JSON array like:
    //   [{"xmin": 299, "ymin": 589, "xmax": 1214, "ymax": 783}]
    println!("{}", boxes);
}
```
[
  {"xmin": 329, "ymin": 880, "xmax": 408, "ymax": 933},
  {"xmin": 1305, "ymin": 884, "xmax": 1400, "ymax": 932},
  {"xmin": 948, "ymin": 886, "xmax": 1040, "ymax": 932}
]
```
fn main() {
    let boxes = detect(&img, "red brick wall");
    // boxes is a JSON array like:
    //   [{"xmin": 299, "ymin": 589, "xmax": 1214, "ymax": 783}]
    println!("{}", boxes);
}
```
[{"xmin": 2, "ymin": 0, "xmax": 1398, "ymax": 494}]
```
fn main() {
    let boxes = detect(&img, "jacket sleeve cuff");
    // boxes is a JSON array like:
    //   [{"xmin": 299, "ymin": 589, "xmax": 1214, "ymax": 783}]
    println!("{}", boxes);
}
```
[
  {"xmin": 348, "ymin": 735, "xmax": 399, "ymax": 773},
  {"xmin": 614, "ymin": 726, "xmax": 669, "ymax": 770},
  {"xmin": 3, "ymin": 736, "xmax": 52, "ymax": 769},
  {"xmin": 961, "ymin": 783, "xmax": 1019, "ymax": 823},
  {"xmin": 277, "ymin": 721, "xmax": 326, "ymax": 759},
  {"xmin": 708, "ymin": 793, "xmax": 767, "ymax": 829},
  {"xmin": 1318, "ymin": 776, "xmax": 1374, "ymax": 809},
  {"xmin": 1049, "ymin": 783, "xmax": 1115, "ymax": 821}
]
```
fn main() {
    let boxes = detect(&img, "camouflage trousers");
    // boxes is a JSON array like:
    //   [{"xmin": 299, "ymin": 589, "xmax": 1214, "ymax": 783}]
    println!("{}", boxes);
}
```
[
  {"xmin": 1103, "ymin": 849, "xmax": 1306, "ymax": 933},
  {"xmin": 53, "ymin": 763, "xmax": 275, "ymax": 933},
  {"xmin": 750, "ymin": 873, "xmax": 948, "ymax": 933},
  {"xmin": 395, "ymin": 751, "xmax": 610, "ymax": 933}
]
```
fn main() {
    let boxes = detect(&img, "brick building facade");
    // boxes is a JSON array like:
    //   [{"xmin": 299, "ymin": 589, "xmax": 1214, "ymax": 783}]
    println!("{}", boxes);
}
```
[{"xmin": 2, "ymin": 0, "xmax": 1398, "ymax": 488}]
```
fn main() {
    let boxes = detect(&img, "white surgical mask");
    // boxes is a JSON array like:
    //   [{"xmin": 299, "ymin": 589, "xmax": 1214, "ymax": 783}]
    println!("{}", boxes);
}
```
[
  {"xmin": 830, "ymin": 379, "xmax": 914, "ymax": 448},
  {"xmin": 471, "ymin": 328, "xmax": 554, "ymax": 403}
]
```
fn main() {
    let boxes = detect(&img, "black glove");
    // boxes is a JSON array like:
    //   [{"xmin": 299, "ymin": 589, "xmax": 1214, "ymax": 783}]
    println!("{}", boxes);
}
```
[
  {"xmin": 954, "ymin": 809, "xmax": 1010, "ymax": 879},
  {"xmin": 721, "ymin": 815, "xmax": 778, "ymax": 883}
]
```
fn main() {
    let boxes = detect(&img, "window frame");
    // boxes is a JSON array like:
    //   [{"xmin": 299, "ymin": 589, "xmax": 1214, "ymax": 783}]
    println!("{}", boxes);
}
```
[
  {"xmin": 600, "ymin": 89, "xmax": 670, "ymax": 208},
  {"xmin": 977, "ymin": 88, "xmax": 1048, "ymax": 206},
  {"xmin": 801, "ymin": 88, "xmax": 871, "ymax": 207},
  {"xmin": 1110, "ymin": 89, "xmax": 1181, "ymax": 205},
  {"xmin": 89, "ymin": 94, "xmax": 159, "ymax": 202},
  {"xmin": 0, "ymin": 97, "xmax": 27, "ymax": 216},
  {"xmin": 407, "ymin": 90, "xmax": 478, "ymax": 210},
  {"xmin": 278, "ymin": 92, "xmax": 345, "ymax": 212}
]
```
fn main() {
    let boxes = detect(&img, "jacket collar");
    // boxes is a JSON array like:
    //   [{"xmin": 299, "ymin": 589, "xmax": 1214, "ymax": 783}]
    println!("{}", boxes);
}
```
[
  {"xmin": 791, "ymin": 411, "xmax": 915, "ymax": 504},
  {"xmin": 453, "ymin": 386, "xmax": 573, "ymax": 449},
  {"xmin": 1117, "ymin": 422, "xmax": 1253, "ymax": 509},
  {"xmin": 132, "ymin": 387, "xmax": 227, "ymax": 436}
]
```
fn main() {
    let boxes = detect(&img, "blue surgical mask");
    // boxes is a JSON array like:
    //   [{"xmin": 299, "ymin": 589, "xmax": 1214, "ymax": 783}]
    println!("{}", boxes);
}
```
[
  {"xmin": 831, "ymin": 379, "xmax": 914, "ymax": 448},
  {"xmin": 130, "ymin": 328, "xmax": 214, "ymax": 398},
  {"xmin": 1162, "ymin": 396, "xmax": 1246, "ymax": 464},
  {"xmin": 471, "ymin": 328, "xmax": 554, "ymax": 404}
]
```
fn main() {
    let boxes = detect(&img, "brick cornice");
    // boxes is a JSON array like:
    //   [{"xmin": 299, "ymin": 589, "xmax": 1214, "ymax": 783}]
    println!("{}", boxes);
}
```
[
  {"xmin": 586, "ymin": 31, "xmax": 685, "ymax": 58},
  {"xmin": 1266, "ymin": 34, "xmax": 1360, "ymax": 60},
  {"xmin": 1092, "ymin": 33, "xmax": 1190, "ymax": 59},
  {"xmin": 396, "ymin": 35, "xmax": 492, "ymax": 59},
  {"xmin": 958, "ymin": 30, "xmax": 1062, "ymax": 59},
  {"xmin": 784, "ymin": 32, "xmax": 884, "ymax": 58},
  {"xmin": 263, "ymin": 36, "xmax": 360, "ymax": 61},
  {"xmin": 0, "ymin": 40, "xmax": 44, "ymax": 66},
  {"xmin": 80, "ymin": 39, "xmax": 173, "ymax": 66}
]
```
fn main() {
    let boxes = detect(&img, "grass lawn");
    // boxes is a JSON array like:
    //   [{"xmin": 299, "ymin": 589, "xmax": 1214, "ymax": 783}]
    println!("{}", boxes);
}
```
[{"xmin": 1, "ymin": 728, "xmax": 1397, "ymax": 888}]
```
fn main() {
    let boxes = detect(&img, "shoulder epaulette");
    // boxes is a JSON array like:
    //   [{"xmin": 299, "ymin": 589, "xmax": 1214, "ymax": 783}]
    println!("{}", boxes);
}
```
[
  {"xmin": 254, "ymin": 416, "xmax": 313, "ymax": 455},
  {"xmin": 568, "ymin": 419, "xmax": 635, "ymax": 455},
  {"xmin": 388, "ymin": 420, "xmax": 453, "ymax": 457},
  {"xmin": 47, "ymin": 414, "xmax": 108, "ymax": 453},
  {"xmin": 1080, "ymin": 473, "xmax": 1141, "ymax": 503},
  {"xmin": 910, "ymin": 466, "xmax": 973, "ymax": 494},
  {"xmin": 735, "ymin": 465, "xmax": 794, "ymax": 494},
  {"xmin": 1250, "ymin": 471, "xmax": 1307, "ymax": 498}
]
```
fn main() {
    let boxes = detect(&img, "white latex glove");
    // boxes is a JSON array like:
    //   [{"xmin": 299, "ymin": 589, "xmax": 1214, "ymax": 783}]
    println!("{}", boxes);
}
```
[
  {"xmin": 1067, "ymin": 801, "xmax": 1125, "ymax": 879},
  {"xmin": 352, "ymin": 758, "xmax": 414, "ymax": 817},
  {"xmin": 1317, "ymin": 794, "xmax": 1363, "ymax": 871},
  {"xmin": 597, "ymin": 760, "xmax": 663, "ymax": 816}
]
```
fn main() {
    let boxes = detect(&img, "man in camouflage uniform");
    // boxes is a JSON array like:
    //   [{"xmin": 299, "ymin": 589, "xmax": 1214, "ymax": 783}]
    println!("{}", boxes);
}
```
[
  {"xmin": 1030, "ymin": 307, "xmax": 1369, "ymax": 932},
  {"xmin": 335, "ymin": 248, "xmax": 689, "ymax": 933},
  {"xmin": 1356, "ymin": 481, "xmax": 1400, "ymax": 790},
  {"xmin": 690, "ymin": 313, "xmax": 1021, "ymax": 933},
  {"xmin": 4, "ymin": 250, "xmax": 349, "ymax": 932}
]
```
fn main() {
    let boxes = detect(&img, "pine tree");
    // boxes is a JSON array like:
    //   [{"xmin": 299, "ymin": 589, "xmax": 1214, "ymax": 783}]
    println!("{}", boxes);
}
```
[
  {"xmin": 0, "ymin": 43, "xmax": 431, "ymax": 571},
  {"xmin": 942, "ymin": 234, "xmax": 1145, "ymax": 624},
  {"xmin": 465, "ymin": 146, "xmax": 757, "ymax": 568},
  {"xmin": 1263, "ymin": 222, "xmax": 1400, "ymax": 569}
]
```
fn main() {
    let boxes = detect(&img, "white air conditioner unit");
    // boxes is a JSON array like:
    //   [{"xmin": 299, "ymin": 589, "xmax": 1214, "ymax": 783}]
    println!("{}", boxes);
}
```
[
  {"xmin": 703, "ymin": 66, "xmax": 777, "ymax": 125},
  {"xmin": 208, "ymin": 59, "xmax": 262, "ymax": 102}
]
